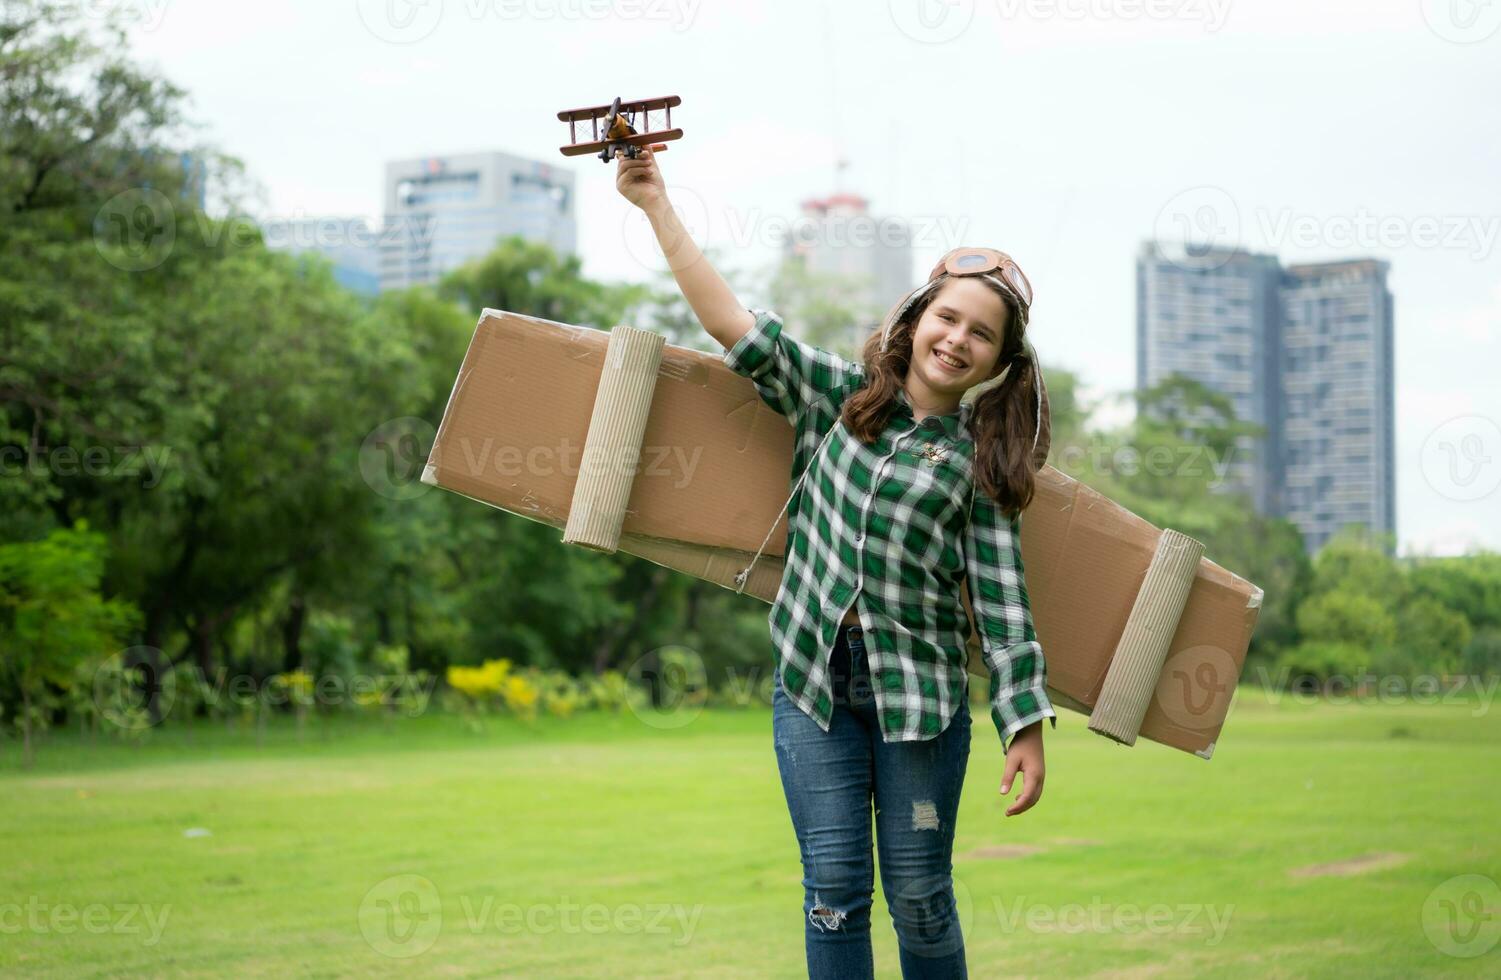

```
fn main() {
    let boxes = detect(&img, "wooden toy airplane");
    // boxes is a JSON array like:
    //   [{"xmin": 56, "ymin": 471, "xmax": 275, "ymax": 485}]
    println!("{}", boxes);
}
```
[{"xmin": 557, "ymin": 95, "xmax": 683, "ymax": 162}]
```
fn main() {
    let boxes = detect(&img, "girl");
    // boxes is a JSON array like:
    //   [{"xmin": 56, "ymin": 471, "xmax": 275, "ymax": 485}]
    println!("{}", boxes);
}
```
[{"xmin": 617, "ymin": 147, "xmax": 1056, "ymax": 980}]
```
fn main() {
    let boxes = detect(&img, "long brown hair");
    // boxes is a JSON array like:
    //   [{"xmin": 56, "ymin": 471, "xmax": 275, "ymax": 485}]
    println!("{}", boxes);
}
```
[{"xmin": 839, "ymin": 277, "xmax": 1050, "ymax": 521}]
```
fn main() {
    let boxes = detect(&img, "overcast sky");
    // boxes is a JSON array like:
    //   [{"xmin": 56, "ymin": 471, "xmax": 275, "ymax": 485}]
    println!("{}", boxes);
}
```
[{"xmin": 115, "ymin": 0, "xmax": 1500, "ymax": 556}]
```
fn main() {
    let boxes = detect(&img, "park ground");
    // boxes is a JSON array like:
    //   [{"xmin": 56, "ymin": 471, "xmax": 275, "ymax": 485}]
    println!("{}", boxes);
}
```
[{"xmin": 3, "ymin": 689, "xmax": 1499, "ymax": 978}]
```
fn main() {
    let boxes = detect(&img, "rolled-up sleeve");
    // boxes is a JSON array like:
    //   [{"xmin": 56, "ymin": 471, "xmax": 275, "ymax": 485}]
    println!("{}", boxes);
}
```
[
  {"xmin": 964, "ymin": 492, "xmax": 1057, "ymax": 754},
  {"xmin": 722, "ymin": 309, "xmax": 861, "ymax": 429}
]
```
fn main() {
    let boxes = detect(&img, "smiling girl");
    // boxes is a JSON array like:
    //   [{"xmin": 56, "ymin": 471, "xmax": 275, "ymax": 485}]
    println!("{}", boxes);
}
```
[{"xmin": 618, "ymin": 146, "xmax": 1056, "ymax": 980}]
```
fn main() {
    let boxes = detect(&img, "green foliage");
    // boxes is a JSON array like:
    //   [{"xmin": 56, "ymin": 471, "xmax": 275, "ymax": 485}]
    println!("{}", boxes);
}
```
[
  {"xmin": 0, "ymin": 522, "xmax": 140, "ymax": 764},
  {"xmin": 1408, "ymin": 553, "xmax": 1501, "ymax": 631},
  {"xmin": 1390, "ymin": 596, "xmax": 1473, "ymax": 676},
  {"xmin": 628, "ymin": 249, "xmax": 757, "ymax": 351},
  {"xmin": 762, "ymin": 257, "xmax": 884, "ymax": 358},
  {"xmin": 88, "ymin": 660, "xmax": 155, "ymax": 742},
  {"xmin": 1308, "ymin": 527, "xmax": 1408, "ymax": 602},
  {"xmin": 300, "ymin": 612, "xmax": 361, "ymax": 687},
  {"xmin": 1295, "ymin": 590, "xmax": 1398, "ymax": 651},
  {"xmin": 1271, "ymin": 641, "xmax": 1372, "ymax": 688},
  {"xmin": 2, "ymin": 5, "xmax": 445, "ymax": 697},
  {"xmin": 3, "ymin": 0, "xmax": 1497, "ymax": 742},
  {"xmin": 437, "ymin": 235, "xmax": 641, "ymax": 330},
  {"xmin": 1285, "ymin": 538, "xmax": 1491, "ymax": 683},
  {"xmin": 1130, "ymin": 373, "xmax": 1266, "ymax": 500},
  {"xmin": 1463, "ymin": 627, "xmax": 1501, "ymax": 677},
  {"xmin": 585, "ymin": 670, "xmax": 636, "ymax": 712}
]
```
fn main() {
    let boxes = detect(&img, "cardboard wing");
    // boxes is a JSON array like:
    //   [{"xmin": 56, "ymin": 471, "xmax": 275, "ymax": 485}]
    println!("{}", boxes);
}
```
[{"xmin": 422, "ymin": 309, "xmax": 1264, "ymax": 759}]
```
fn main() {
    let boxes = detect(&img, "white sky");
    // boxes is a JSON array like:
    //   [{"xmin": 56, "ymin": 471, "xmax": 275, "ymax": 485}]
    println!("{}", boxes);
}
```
[{"xmin": 116, "ymin": 0, "xmax": 1501, "ymax": 556}]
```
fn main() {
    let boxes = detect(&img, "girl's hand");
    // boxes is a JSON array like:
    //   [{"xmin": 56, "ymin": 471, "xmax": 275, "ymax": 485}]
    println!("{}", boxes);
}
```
[
  {"xmin": 616, "ymin": 145, "xmax": 667, "ymax": 211},
  {"xmin": 1000, "ymin": 720, "xmax": 1045, "ymax": 817}
]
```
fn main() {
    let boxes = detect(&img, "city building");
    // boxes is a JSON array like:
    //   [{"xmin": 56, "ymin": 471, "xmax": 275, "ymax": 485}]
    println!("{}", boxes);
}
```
[
  {"xmin": 260, "ymin": 216, "xmax": 381, "ymax": 297},
  {"xmin": 379, "ymin": 151, "xmax": 576, "ymax": 292},
  {"xmin": 1278, "ymin": 259, "xmax": 1396, "ymax": 553},
  {"xmin": 1135, "ymin": 244, "xmax": 1284, "ymax": 514},
  {"xmin": 778, "ymin": 193, "xmax": 912, "ymax": 352},
  {"xmin": 1136, "ymin": 242, "xmax": 1395, "ymax": 553},
  {"xmin": 177, "ymin": 150, "xmax": 208, "ymax": 211}
]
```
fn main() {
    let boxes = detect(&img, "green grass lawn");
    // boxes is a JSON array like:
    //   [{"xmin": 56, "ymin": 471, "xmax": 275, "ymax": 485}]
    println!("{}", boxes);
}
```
[{"xmin": 3, "ymin": 689, "xmax": 1499, "ymax": 978}]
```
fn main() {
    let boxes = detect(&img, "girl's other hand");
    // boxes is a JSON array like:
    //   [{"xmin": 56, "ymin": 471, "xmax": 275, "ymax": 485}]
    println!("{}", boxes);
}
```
[
  {"xmin": 616, "ymin": 145, "xmax": 667, "ymax": 211},
  {"xmin": 1000, "ymin": 720, "xmax": 1046, "ymax": 817}
]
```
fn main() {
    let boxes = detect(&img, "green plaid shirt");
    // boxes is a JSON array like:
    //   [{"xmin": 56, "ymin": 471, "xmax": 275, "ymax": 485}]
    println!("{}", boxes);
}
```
[{"xmin": 724, "ymin": 309, "xmax": 1056, "ymax": 753}]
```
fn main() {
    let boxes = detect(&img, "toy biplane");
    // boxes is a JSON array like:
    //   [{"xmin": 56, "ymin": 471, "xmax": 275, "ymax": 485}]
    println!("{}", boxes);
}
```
[{"xmin": 557, "ymin": 96, "xmax": 683, "ymax": 163}]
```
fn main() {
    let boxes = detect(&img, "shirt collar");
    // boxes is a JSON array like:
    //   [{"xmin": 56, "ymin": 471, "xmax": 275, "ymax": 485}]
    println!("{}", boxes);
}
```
[{"xmin": 894, "ymin": 387, "xmax": 969, "ymax": 438}]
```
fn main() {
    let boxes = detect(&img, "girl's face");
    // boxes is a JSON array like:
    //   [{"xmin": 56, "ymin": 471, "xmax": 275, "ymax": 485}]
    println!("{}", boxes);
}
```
[{"xmin": 908, "ymin": 277, "xmax": 1012, "ymax": 397}]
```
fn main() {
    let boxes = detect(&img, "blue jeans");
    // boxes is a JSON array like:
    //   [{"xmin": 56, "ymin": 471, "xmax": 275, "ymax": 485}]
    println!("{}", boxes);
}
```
[{"xmin": 772, "ymin": 623, "xmax": 972, "ymax": 979}]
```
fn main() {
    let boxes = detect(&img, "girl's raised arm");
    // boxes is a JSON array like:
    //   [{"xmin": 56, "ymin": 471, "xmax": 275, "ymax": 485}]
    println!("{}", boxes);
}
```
[{"xmin": 616, "ymin": 146, "xmax": 755, "ymax": 352}]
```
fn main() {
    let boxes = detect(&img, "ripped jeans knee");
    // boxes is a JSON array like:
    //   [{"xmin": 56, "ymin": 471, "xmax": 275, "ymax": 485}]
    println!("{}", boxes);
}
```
[
  {"xmin": 809, "ymin": 896, "xmax": 847, "ymax": 932},
  {"xmin": 805, "ymin": 888, "xmax": 872, "ymax": 935}
]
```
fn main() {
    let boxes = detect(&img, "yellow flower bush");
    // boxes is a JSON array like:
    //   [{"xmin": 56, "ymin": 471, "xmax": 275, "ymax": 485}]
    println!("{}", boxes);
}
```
[
  {"xmin": 446, "ymin": 658, "xmax": 513, "ymax": 703},
  {"xmin": 501, "ymin": 673, "xmax": 540, "ymax": 718},
  {"xmin": 281, "ymin": 669, "xmax": 314, "ymax": 703},
  {"xmin": 441, "ymin": 659, "xmax": 670, "ymax": 725}
]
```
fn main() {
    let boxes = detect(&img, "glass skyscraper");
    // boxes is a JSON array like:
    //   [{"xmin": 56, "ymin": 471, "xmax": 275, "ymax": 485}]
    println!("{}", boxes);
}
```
[{"xmin": 1136, "ymin": 242, "xmax": 1395, "ymax": 554}]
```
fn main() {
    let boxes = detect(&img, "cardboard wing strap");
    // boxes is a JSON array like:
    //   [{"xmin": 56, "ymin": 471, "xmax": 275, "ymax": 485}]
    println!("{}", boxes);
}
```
[
  {"xmin": 1086, "ymin": 529, "xmax": 1206, "ymax": 745},
  {"xmin": 560, "ymin": 325, "xmax": 665, "ymax": 553}
]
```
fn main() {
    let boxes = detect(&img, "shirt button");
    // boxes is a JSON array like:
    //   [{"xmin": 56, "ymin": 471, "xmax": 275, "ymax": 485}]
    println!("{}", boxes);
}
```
[{"xmin": 854, "ymin": 532, "xmax": 864, "ymax": 544}]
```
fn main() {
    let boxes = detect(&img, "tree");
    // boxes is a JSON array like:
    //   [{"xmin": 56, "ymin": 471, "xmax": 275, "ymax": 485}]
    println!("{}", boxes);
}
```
[
  {"xmin": 1390, "ymin": 596, "xmax": 1472, "ymax": 677},
  {"xmin": 1, "ymin": 2, "xmax": 217, "ymax": 217},
  {"xmin": 438, "ymin": 235, "xmax": 641, "ymax": 331},
  {"xmin": 1463, "ymin": 627, "xmax": 1501, "ymax": 677},
  {"xmin": 1408, "ymin": 553, "xmax": 1501, "ymax": 633},
  {"xmin": 761, "ymin": 257, "xmax": 884, "ymax": 359},
  {"xmin": 1273, "ymin": 641, "xmax": 1372, "ymax": 690},
  {"xmin": 625, "ymin": 245, "xmax": 758, "ymax": 351},
  {"xmin": 0, "ymin": 522, "xmax": 139, "ymax": 766},
  {"xmin": 1307, "ymin": 527, "xmax": 1408, "ymax": 605},
  {"xmin": 1295, "ymin": 590, "xmax": 1397, "ymax": 652},
  {"xmin": 1, "ymin": 3, "xmax": 433, "ymax": 685}
]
